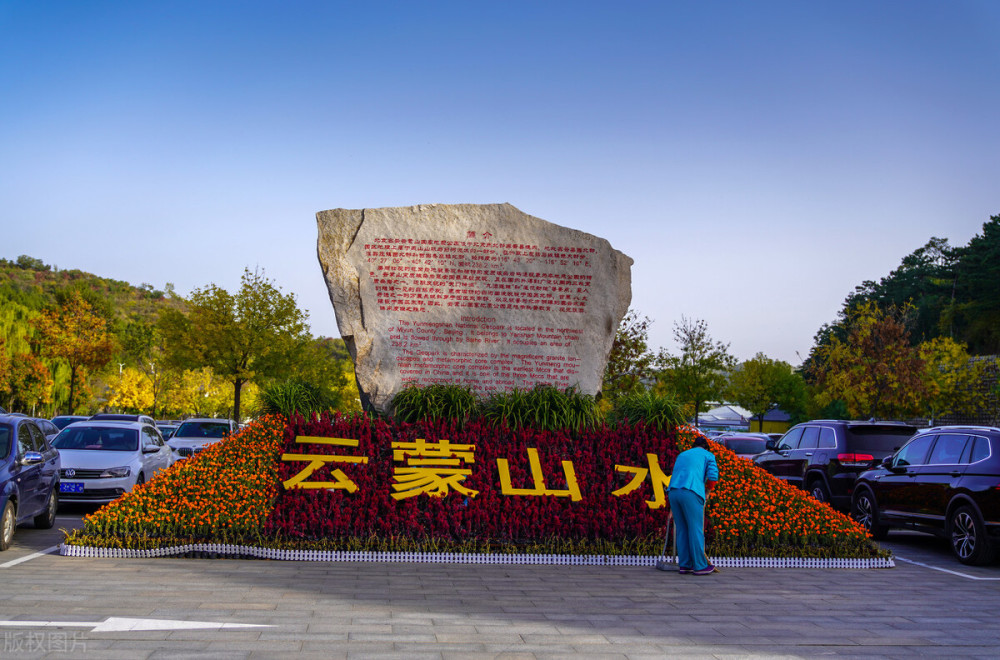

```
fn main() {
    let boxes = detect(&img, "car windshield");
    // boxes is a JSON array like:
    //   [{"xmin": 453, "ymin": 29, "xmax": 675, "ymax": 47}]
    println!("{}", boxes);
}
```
[
  {"xmin": 52, "ymin": 426, "xmax": 139, "ymax": 451},
  {"xmin": 0, "ymin": 425, "xmax": 10, "ymax": 458},
  {"xmin": 175, "ymin": 421, "xmax": 230, "ymax": 439},
  {"xmin": 846, "ymin": 426, "xmax": 916, "ymax": 453},
  {"xmin": 726, "ymin": 438, "xmax": 766, "ymax": 455}
]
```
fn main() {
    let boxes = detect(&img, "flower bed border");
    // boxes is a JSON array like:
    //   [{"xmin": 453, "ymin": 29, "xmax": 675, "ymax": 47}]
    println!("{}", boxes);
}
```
[{"xmin": 59, "ymin": 543, "xmax": 894, "ymax": 569}]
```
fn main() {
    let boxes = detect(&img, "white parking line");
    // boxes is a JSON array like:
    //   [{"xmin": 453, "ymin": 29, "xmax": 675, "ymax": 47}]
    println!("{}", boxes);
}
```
[
  {"xmin": 894, "ymin": 555, "xmax": 1000, "ymax": 580},
  {"xmin": 0, "ymin": 617, "xmax": 271, "ymax": 632},
  {"xmin": 0, "ymin": 545, "xmax": 60, "ymax": 569}
]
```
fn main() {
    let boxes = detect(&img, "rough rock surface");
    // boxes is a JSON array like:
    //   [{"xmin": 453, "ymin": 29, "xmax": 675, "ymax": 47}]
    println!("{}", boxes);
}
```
[{"xmin": 316, "ymin": 203, "xmax": 633, "ymax": 414}]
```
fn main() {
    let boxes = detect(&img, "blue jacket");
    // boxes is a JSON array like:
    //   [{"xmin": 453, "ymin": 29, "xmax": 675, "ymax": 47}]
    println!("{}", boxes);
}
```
[{"xmin": 668, "ymin": 446, "xmax": 719, "ymax": 500}]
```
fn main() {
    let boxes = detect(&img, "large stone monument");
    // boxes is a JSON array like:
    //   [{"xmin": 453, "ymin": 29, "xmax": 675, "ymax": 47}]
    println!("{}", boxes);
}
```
[{"xmin": 316, "ymin": 203, "xmax": 633, "ymax": 414}]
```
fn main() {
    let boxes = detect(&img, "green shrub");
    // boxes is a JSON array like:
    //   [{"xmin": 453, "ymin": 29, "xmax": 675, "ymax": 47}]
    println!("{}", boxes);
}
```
[
  {"xmin": 391, "ymin": 383, "xmax": 478, "ymax": 427},
  {"xmin": 255, "ymin": 380, "xmax": 329, "ymax": 418},
  {"xmin": 611, "ymin": 389, "xmax": 686, "ymax": 433},
  {"xmin": 482, "ymin": 384, "xmax": 601, "ymax": 432}
]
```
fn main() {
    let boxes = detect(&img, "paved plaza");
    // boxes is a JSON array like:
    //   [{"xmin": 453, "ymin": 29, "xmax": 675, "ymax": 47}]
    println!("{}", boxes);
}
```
[{"xmin": 1, "ymin": 513, "xmax": 999, "ymax": 659}]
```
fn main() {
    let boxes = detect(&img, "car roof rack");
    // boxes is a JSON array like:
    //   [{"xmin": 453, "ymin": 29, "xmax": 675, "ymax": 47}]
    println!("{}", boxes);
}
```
[{"xmin": 923, "ymin": 425, "xmax": 1000, "ymax": 434}]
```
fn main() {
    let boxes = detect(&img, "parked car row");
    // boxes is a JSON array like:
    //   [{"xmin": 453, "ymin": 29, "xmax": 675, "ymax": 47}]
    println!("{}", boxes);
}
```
[
  {"xmin": 744, "ymin": 420, "xmax": 1000, "ymax": 566},
  {"xmin": 0, "ymin": 412, "xmax": 237, "ymax": 550}
]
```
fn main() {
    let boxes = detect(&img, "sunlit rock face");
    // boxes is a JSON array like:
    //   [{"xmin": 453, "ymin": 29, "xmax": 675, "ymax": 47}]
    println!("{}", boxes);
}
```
[{"xmin": 317, "ymin": 203, "xmax": 633, "ymax": 415}]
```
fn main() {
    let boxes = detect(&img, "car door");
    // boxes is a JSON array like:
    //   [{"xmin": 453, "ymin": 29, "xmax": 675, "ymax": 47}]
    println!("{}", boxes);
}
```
[
  {"xmin": 786, "ymin": 426, "xmax": 820, "ymax": 489},
  {"xmin": 13, "ymin": 423, "xmax": 44, "ymax": 517},
  {"xmin": 141, "ymin": 426, "xmax": 171, "ymax": 476},
  {"xmin": 27, "ymin": 422, "xmax": 59, "ymax": 503},
  {"xmin": 755, "ymin": 426, "xmax": 804, "ymax": 481},
  {"xmin": 875, "ymin": 433, "xmax": 937, "ymax": 524},
  {"xmin": 908, "ymin": 433, "xmax": 972, "ymax": 528}
]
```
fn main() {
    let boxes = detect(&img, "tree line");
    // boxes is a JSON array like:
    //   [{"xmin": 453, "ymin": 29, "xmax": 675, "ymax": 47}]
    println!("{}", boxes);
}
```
[
  {"xmin": 0, "ymin": 258, "xmax": 360, "ymax": 420},
  {"xmin": 603, "ymin": 214, "xmax": 1000, "ymax": 427}
]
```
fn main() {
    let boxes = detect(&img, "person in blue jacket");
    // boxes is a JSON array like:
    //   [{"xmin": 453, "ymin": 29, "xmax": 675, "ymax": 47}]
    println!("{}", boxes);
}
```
[{"xmin": 667, "ymin": 436, "xmax": 719, "ymax": 575}]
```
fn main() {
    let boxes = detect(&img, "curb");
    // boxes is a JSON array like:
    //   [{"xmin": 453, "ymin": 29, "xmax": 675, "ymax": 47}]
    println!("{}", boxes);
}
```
[{"xmin": 59, "ymin": 544, "xmax": 894, "ymax": 568}]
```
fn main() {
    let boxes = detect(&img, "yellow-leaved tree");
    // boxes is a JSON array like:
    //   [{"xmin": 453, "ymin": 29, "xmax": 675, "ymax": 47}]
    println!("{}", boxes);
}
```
[
  {"xmin": 918, "ymin": 337, "xmax": 989, "ymax": 425},
  {"xmin": 159, "ymin": 367, "xmax": 240, "ymax": 419},
  {"xmin": 106, "ymin": 366, "xmax": 154, "ymax": 413}
]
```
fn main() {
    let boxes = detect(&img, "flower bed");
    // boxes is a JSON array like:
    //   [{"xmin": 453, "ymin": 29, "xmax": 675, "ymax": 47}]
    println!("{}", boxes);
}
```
[
  {"xmin": 64, "ymin": 414, "xmax": 887, "ymax": 561},
  {"xmin": 66, "ymin": 415, "xmax": 285, "ymax": 549}
]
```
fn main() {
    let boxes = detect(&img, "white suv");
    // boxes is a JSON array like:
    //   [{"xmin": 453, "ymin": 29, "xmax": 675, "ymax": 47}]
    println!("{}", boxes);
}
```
[{"xmin": 167, "ymin": 418, "xmax": 237, "ymax": 458}]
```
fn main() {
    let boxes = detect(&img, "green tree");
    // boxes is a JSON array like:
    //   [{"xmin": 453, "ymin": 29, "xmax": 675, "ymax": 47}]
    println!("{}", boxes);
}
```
[
  {"xmin": 33, "ymin": 291, "xmax": 116, "ymax": 413},
  {"xmin": 601, "ymin": 309, "xmax": 655, "ymax": 403},
  {"xmin": 159, "ymin": 269, "xmax": 309, "ymax": 422},
  {"xmin": 0, "ymin": 338, "xmax": 10, "ymax": 400},
  {"xmin": 809, "ymin": 301, "xmax": 925, "ymax": 419},
  {"xmin": 843, "ymin": 237, "xmax": 956, "ymax": 345},
  {"xmin": 118, "ymin": 318, "xmax": 172, "ymax": 417},
  {"xmin": 727, "ymin": 353, "xmax": 804, "ymax": 432},
  {"xmin": 656, "ymin": 317, "xmax": 735, "ymax": 427},
  {"xmin": 951, "ymin": 214, "xmax": 1000, "ymax": 354}
]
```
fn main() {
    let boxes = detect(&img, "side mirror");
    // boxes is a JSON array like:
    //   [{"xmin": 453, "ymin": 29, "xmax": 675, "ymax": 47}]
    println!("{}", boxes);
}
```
[
  {"xmin": 881, "ymin": 456, "xmax": 893, "ymax": 468},
  {"xmin": 765, "ymin": 439, "xmax": 777, "ymax": 451},
  {"xmin": 20, "ymin": 451, "xmax": 44, "ymax": 466},
  {"xmin": 142, "ymin": 445, "xmax": 160, "ymax": 454}
]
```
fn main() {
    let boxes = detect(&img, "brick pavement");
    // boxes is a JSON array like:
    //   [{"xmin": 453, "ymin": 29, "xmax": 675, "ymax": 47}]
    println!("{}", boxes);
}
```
[
  {"xmin": 1, "ymin": 539, "xmax": 1000, "ymax": 659},
  {"xmin": 1, "ymin": 514, "xmax": 998, "ymax": 658}
]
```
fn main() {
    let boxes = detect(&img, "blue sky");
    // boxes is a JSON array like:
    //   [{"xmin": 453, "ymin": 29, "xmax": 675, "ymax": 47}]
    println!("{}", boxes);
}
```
[{"xmin": 2, "ymin": 1, "xmax": 998, "ymax": 365}]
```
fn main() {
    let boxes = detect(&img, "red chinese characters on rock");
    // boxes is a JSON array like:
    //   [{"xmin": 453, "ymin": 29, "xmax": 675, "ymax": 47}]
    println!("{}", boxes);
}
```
[
  {"xmin": 389, "ymin": 320, "xmax": 585, "ymax": 391},
  {"xmin": 363, "ymin": 237, "xmax": 593, "ymax": 315}
]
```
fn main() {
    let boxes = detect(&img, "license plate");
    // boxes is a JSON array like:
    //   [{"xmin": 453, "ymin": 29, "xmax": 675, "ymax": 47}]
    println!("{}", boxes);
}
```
[{"xmin": 60, "ymin": 482, "xmax": 84, "ymax": 493}]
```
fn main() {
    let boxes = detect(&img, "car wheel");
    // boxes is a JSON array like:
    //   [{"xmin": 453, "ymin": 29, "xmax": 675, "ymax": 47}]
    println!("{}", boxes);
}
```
[
  {"xmin": 808, "ymin": 478, "xmax": 831, "ymax": 504},
  {"xmin": 135, "ymin": 473, "xmax": 145, "ymax": 488},
  {"xmin": 0, "ymin": 500, "xmax": 15, "ymax": 551},
  {"xmin": 949, "ymin": 505, "xmax": 996, "ymax": 566},
  {"xmin": 33, "ymin": 489, "xmax": 58, "ymax": 529},
  {"xmin": 852, "ymin": 489, "xmax": 888, "ymax": 540}
]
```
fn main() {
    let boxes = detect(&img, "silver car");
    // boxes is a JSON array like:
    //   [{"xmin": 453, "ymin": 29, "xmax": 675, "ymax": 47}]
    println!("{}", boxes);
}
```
[
  {"xmin": 167, "ymin": 418, "xmax": 237, "ymax": 458},
  {"xmin": 52, "ymin": 421, "xmax": 174, "ymax": 503}
]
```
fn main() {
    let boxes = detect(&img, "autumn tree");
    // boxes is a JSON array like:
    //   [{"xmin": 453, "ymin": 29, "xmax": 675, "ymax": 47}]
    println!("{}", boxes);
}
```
[
  {"xmin": 2, "ymin": 352, "xmax": 53, "ymax": 414},
  {"xmin": 727, "ymin": 353, "xmax": 805, "ymax": 431},
  {"xmin": 918, "ymin": 337, "xmax": 989, "ymax": 424},
  {"xmin": 106, "ymin": 366, "xmax": 154, "ymax": 413},
  {"xmin": 809, "ymin": 301, "xmax": 925, "ymax": 419},
  {"xmin": 601, "ymin": 309, "xmax": 656, "ymax": 403},
  {"xmin": 34, "ymin": 291, "xmax": 116, "ymax": 413},
  {"xmin": 159, "ymin": 269, "xmax": 309, "ymax": 422},
  {"xmin": 656, "ymin": 317, "xmax": 736, "ymax": 426}
]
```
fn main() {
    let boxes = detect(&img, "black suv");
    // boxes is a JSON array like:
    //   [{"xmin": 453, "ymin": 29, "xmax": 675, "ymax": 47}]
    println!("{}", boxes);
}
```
[
  {"xmin": 852, "ymin": 425, "xmax": 1000, "ymax": 565},
  {"xmin": 754, "ymin": 420, "xmax": 917, "ymax": 511}
]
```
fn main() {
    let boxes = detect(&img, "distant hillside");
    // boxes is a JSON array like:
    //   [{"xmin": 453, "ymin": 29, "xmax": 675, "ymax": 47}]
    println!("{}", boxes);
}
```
[{"xmin": 0, "ymin": 254, "xmax": 185, "ymax": 355}]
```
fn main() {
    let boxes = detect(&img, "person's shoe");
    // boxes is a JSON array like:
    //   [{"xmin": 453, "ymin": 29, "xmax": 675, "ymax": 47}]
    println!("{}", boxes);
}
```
[
  {"xmin": 677, "ymin": 567, "xmax": 693, "ymax": 575},
  {"xmin": 692, "ymin": 564, "xmax": 717, "ymax": 575}
]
